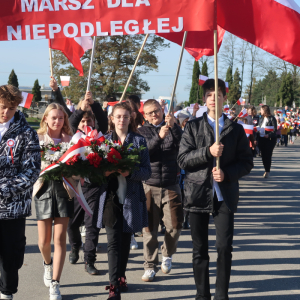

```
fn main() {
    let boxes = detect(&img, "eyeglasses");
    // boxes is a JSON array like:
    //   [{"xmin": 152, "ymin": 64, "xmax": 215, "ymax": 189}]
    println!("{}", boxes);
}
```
[
  {"xmin": 112, "ymin": 115, "xmax": 130, "ymax": 120},
  {"xmin": 145, "ymin": 108, "xmax": 161, "ymax": 116}
]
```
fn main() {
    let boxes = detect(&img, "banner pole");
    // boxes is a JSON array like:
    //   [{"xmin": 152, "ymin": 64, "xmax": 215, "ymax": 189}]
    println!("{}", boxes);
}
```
[
  {"xmin": 87, "ymin": 36, "xmax": 97, "ymax": 92},
  {"xmin": 119, "ymin": 34, "xmax": 149, "ymax": 103},
  {"xmin": 168, "ymin": 31, "xmax": 188, "ymax": 114},
  {"xmin": 49, "ymin": 48, "xmax": 53, "ymax": 77},
  {"xmin": 214, "ymin": 29, "xmax": 220, "ymax": 170}
]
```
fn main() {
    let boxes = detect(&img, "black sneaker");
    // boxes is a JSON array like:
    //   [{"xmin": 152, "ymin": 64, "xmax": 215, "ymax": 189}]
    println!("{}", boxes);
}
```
[
  {"xmin": 105, "ymin": 284, "xmax": 120, "ymax": 300},
  {"xmin": 69, "ymin": 247, "xmax": 80, "ymax": 264},
  {"xmin": 85, "ymin": 262, "xmax": 100, "ymax": 275}
]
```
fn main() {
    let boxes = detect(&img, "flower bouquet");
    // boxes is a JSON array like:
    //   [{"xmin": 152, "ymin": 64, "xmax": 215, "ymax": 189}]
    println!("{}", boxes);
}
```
[{"xmin": 40, "ymin": 127, "xmax": 145, "ymax": 185}]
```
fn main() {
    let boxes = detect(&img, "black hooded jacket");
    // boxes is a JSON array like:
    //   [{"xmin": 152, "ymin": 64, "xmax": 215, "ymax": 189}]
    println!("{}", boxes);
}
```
[
  {"xmin": 138, "ymin": 121, "xmax": 182, "ymax": 187},
  {"xmin": 177, "ymin": 113, "xmax": 253, "ymax": 213}
]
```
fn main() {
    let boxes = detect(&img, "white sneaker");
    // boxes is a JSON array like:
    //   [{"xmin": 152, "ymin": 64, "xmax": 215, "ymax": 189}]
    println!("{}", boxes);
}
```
[
  {"xmin": 80, "ymin": 226, "xmax": 86, "ymax": 237},
  {"xmin": 130, "ymin": 235, "xmax": 138, "ymax": 250},
  {"xmin": 0, "ymin": 293, "xmax": 13, "ymax": 299},
  {"xmin": 49, "ymin": 281, "xmax": 62, "ymax": 300},
  {"xmin": 43, "ymin": 260, "xmax": 53, "ymax": 287},
  {"xmin": 161, "ymin": 256, "xmax": 172, "ymax": 274},
  {"xmin": 141, "ymin": 270, "xmax": 156, "ymax": 282}
]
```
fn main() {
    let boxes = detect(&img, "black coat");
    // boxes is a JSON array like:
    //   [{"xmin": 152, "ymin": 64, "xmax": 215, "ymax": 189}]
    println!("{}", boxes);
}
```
[
  {"xmin": 138, "ymin": 121, "xmax": 182, "ymax": 188},
  {"xmin": 177, "ymin": 113, "xmax": 253, "ymax": 213},
  {"xmin": 69, "ymin": 103, "xmax": 108, "ymax": 134},
  {"xmin": 258, "ymin": 115, "xmax": 277, "ymax": 139}
]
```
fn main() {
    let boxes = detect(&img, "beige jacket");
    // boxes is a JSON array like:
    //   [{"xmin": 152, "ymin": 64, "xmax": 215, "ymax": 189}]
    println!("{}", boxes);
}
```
[{"xmin": 32, "ymin": 132, "xmax": 77, "ymax": 199}]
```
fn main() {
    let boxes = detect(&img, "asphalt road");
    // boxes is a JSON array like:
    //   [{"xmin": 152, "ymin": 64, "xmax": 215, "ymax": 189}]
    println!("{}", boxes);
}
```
[{"xmin": 14, "ymin": 140, "xmax": 300, "ymax": 300}]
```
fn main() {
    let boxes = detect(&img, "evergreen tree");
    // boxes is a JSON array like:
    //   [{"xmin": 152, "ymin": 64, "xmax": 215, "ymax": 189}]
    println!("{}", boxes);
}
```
[
  {"xmin": 228, "ymin": 68, "xmax": 241, "ymax": 104},
  {"xmin": 225, "ymin": 66, "xmax": 233, "ymax": 101},
  {"xmin": 32, "ymin": 79, "xmax": 42, "ymax": 102},
  {"xmin": 199, "ymin": 60, "xmax": 208, "ymax": 100},
  {"xmin": 8, "ymin": 69, "xmax": 19, "ymax": 88},
  {"xmin": 189, "ymin": 60, "xmax": 201, "ymax": 104},
  {"xmin": 278, "ymin": 73, "xmax": 294, "ymax": 106}
]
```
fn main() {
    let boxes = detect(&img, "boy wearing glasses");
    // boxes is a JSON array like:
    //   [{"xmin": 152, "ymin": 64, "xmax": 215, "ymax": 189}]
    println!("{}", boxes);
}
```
[
  {"xmin": 177, "ymin": 79, "xmax": 253, "ymax": 300},
  {"xmin": 138, "ymin": 99, "xmax": 183, "ymax": 282}
]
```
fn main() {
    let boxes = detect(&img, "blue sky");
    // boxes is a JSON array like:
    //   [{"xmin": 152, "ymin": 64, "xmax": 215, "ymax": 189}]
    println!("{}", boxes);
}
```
[{"xmin": 1, "ymin": 0, "xmax": 300, "ymax": 103}]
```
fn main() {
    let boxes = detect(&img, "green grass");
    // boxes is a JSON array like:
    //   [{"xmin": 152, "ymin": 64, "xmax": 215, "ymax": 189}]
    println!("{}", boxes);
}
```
[{"xmin": 26, "ymin": 117, "xmax": 41, "ymax": 123}]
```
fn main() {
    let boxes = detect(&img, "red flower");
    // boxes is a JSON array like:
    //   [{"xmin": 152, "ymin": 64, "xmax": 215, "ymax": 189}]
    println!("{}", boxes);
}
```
[
  {"xmin": 51, "ymin": 146, "xmax": 60, "ymax": 151},
  {"xmin": 107, "ymin": 148, "xmax": 122, "ymax": 164},
  {"xmin": 87, "ymin": 153, "xmax": 102, "ymax": 168},
  {"xmin": 96, "ymin": 136, "xmax": 106, "ymax": 146},
  {"xmin": 66, "ymin": 154, "xmax": 80, "ymax": 166}
]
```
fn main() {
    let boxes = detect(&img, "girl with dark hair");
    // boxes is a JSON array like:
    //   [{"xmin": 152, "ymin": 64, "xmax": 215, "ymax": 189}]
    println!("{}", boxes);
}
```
[
  {"xmin": 97, "ymin": 102, "xmax": 151, "ymax": 300},
  {"xmin": 258, "ymin": 105, "xmax": 277, "ymax": 178}
]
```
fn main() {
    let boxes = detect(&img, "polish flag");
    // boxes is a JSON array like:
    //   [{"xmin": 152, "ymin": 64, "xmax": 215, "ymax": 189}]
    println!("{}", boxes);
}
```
[
  {"xmin": 60, "ymin": 76, "xmax": 70, "ymax": 87},
  {"xmin": 287, "ymin": 111, "xmax": 291, "ymax": 116},
  {"xmin": 218, "ymin": 0, "xmax": 300, "ymax": 67},
  {"xmin": 265, "ymin": 126, "xmax": 274, "ymax": 132},
  {"xmin": 225, "ymin": 82, "xmax": 229, "ymax": 93},
  {"xmin": 20, "ymin": 92, "xmax": 33, "ymax": 109},
  {"xmin": 277, "ymin": 109, "xmax": 283, "ymax": 114},
  {"xmin": 224, "ymin": 105, "xmax": 229, "ymax": 112},
  {"xmin": 157, "ymin": 26, "xmax": 226, "ymax": 61},
  {"xmin": 286, "ymin": 121, "xmax": 291, "ymax": 126},
  {"xmin": 254, "ymin": 126, "xmax": 259, "ymax": 132},
  {"xmin": 49, "ymin": 37, "xmax": 93, "ymax": 76},
  {"xmin": 238, "ymin": 109, "xmax": 248, "ymax": 118},
  {"xmin": 237, "ymin": 97, "xmax": 243, "ymax": 105},
  {"xmin": 199, "ymin": 75, "xmax": 209, "ymax": 86},
  {"xmin": 243, "ymin": 124, "xmax": 254, "ymax": 135}
]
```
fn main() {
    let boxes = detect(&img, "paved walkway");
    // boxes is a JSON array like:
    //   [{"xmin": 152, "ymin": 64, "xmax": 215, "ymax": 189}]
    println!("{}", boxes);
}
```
[{"xmin": 15, "ymin": 141, "xmax": 300, "ymax": 300}]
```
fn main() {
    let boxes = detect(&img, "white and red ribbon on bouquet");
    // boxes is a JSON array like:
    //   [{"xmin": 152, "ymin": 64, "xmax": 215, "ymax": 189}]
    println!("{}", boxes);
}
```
[{"xmin": 39, "ymin": 127, "xmax": 104, "ymax": 217}]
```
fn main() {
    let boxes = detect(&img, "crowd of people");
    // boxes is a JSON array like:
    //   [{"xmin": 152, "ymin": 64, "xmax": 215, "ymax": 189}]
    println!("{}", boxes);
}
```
[{"xmin": 0, "ymin": 77, "xmax": 291, "ymax": 300}]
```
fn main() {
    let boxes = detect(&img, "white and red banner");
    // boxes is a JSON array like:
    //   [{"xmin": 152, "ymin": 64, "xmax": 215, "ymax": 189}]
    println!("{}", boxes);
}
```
[
  {"xmin": 218, "ymin": 0, "xmax": 300, "ymax": 67},
  {"xmin": 157, "ymin": 25, "xmax": 225, "ymax": 61},
  {"xmin": 199, "ymin": 75, "xmax": 209, "ymax": 85},
  {"xmin": 243, "ymin": 124, "xmax": 254, "ymax": 135},
  {"xmin": 60, "ymin": 76, "xmax": 71, "ymax": 86},
  {"xmin": 223, "ymin": 105, "xmax": 229, "ymax": 112},
  {"xmin": 20, "ymin": 92, "xmax": 33, "ymax": 108},
  {"xmin": 265, "ymin": 126, "xmax": 274, "ymax": 132},
  {"xmin": 0, "ymin": 0, "xmax": 215, "ymax": 41},
  {"xmin": 237, "ymin": 97, "xmax": 243, "ymax": 105},
  {"xmin": 50, "ymin": 37, "xmax": 93, "ymax": 76},
  {"xmin": 277, "ymin": 109, "xmax": 283, "ymax": 114},
  {"xmin": 238, "ymin": 108, "xmax": 248, "ymax": 118}
]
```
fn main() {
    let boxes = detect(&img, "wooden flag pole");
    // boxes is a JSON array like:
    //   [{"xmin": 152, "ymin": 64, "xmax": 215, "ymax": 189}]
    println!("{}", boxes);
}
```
[
  {"xmin": 87, "ymin": 36, "xmax": 97, "ymax": 92},
  {"xmin": 119, "ymin": 34, "xmax": 149, "ymax": 103},
  {"xmin": 49, "ymin": 48, "xmax": 53, "ymax": 77},
  {"xmin": 168, "ymin": 31, "xmax": 188, "ymax": 114},
  {"xmin": 214, "ymin": 29, "xmax": 220, "ymax": 170}
]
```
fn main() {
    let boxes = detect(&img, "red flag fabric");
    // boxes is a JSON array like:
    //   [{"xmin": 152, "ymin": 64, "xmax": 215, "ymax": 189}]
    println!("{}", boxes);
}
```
[
  {"xmin": 225, "ymin": 82, "xmax": 229, "ymax": 94},
  {"xmin": 20, "ymin": 92, "xmax": 33, "ymax": 109},
  {"xmin": 199, "ymin": 75, "xmax": 209, "ymax": 86},
  {"xmin": 265, "ymin": 126, "xmax": 274, "ymax": 132},
  {"xmin": 157, "ymin": 26, "xmax": 225, "ymax": 61},
  {"xmin": 60, "ymin": 76, "xmax": 70, "ymax": 86},
  {"xmin": 237, "ymin": 98, "xmax": 243, "ymax": 105},
  {"xmin": 1, "ymin": 0, "xmax": 216, "ymax": 41},
  {"xmin": 218, "ymin": 0, "xmax": 300, "ymax": 67},
  {"xmin": 49, "ymin": 37, "xmax": 93, "ymax": 76},
  {"xmin": 238, "ymin": 109, "xmax": 248, "ymax": 118},
  {"xmin": 243, "ymin": 124, "xmax": 254, "ymax": 135}
]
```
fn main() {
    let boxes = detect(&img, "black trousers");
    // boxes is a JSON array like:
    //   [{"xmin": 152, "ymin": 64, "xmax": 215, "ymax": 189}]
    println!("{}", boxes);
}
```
[
  {"xmin": 259, "ymin": 137, "xmax": 276, "ymax": 172},
  {"xmin": 190, "ymin": 198, "xmax": 234, "ymax": 300},
  {"xmin": 106, "ymin": 216, "xmax": 132, "ymax": 286},
  {"xmin": 0, "ymin": 218, "xmax": 26, "ymax": 295},
  {"xmin": 67, "ymin": 184, "xmax": 101, "ymax": 264}
]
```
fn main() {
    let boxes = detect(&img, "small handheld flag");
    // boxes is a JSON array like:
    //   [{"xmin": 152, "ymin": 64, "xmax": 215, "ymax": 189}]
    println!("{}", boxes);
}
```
[
  {"xmin": 60, "ymin": 76, "xmax": 70, "ymax": 87},
  {"xmin": 20, "ymin": 92, "xmax": 33, "ymax": 109}
]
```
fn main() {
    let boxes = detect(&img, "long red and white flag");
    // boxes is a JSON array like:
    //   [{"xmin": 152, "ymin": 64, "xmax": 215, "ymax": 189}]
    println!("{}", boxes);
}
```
[
  {"xmin": 238, "ymin": 109, "xmax": 248, "ymax": 118},
  {"xmin": 60, "ymin": 76, "xmax": 70, "ymax": 87},
  {"xmin": 218, "ymin": 0, "xmax": 300, "ymax": 67},
  {"xmin": 50, "ymin": 37, "xmax": 93, "ymax": 76},
  {"xmin": 225, "ymin": 82, "xmax": 229, "ymax": 93},
  {"xmin": 237, "ymin": 97, "xmax": 243, "ymax": 105},
  {"xmin": 243, "ymin": 124, "xmax": 254, "ymax": 135},
  {"xmin": 199, "ymin": 75, "xmax": 209, "ymax": 86},
  {"xmin": 20, "ymin": 92, "xmax": 33, "ymax": 109},
  {"xmin": 265, "ymin": 126, "xmax": 274, "ymax": 132}
]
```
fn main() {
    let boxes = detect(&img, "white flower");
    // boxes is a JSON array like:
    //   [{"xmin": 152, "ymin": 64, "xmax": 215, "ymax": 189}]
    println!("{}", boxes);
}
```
[
  {"xmin": 100, "ymin": 144, "xmax": 110, "ymax": 153},
  {"xmin": 44, "ymin": 150, "xmax": 61, "ymax": 162},
  {"xmin": 79, "ymin": 146, "xmax": 93, "ymax": 160},
  {"xmin": 39, "ymin": 141, "xmax": 45, "ymax": 147},
  {"xmin": 60, "ymin": 142, "xmax": 70, "ymax": 152}
]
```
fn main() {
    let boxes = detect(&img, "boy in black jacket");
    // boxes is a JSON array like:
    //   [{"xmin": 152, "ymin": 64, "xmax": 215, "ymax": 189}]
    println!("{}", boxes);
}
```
[
  {"xmin": 177, "ymin": 79, "xmax": 253, "ymax": 300},
  {"xmin": 0, "ymin": 85, "xmax": 41, "ymax": 299}
]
